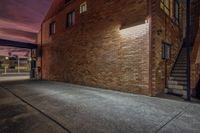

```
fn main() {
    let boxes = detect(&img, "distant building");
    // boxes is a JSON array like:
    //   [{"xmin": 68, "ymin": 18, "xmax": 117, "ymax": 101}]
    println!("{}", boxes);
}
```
[{"xmin": 0, "ymin": 56, "xmax": 30, "ymax": 71}]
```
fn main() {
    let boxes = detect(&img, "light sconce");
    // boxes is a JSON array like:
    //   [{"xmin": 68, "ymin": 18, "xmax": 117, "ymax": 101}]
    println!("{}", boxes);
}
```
[
  {"xmin": 120, "ymin": 20, "xmax": 148, "ymax": 30},
  {"xmin": 120, "ymin": 20, "xmax": 148, "ymax": 37}
]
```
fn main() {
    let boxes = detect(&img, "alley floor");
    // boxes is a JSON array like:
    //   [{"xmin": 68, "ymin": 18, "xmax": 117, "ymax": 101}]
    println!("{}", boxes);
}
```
[{"xmin": 0, "ymin": 80, "xmax": 200, "ymax": 133}]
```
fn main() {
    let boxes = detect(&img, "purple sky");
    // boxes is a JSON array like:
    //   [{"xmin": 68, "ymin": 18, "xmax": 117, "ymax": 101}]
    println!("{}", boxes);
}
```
[
  {"xmin": 0, "ymin": 0, "xmax": 52, "ymax": 57},
  {"xmin": 0, "ymin": 0, "xmax": 52, "ymax": 43}
]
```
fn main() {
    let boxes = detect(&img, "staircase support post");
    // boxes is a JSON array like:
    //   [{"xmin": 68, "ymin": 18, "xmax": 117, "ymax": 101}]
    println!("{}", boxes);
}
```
[{"xmin": 186, "ymin": 0, "xmax": 191, "ymax": 101}]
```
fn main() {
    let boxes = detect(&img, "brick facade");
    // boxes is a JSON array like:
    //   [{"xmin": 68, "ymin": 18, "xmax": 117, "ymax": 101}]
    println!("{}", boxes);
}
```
[
  {"xmin": 191, "ymin": 19, "xmax": 200, "ymax": 94},
  {"xmin": 37, "ymin": 0, "xmax": 186, "ymax": 96},
  {"xmin": 150, "ymin": 0, "xmax": 185, "ymax": 95}
]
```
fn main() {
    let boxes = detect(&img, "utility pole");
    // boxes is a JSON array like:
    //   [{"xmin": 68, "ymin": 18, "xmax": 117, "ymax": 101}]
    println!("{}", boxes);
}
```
[
  {"xmin": 186, "ymin": 0, "xmax": 191, "ymax": 101},
  {"xmin": 17, "ymin": 56, "xmax": 20, "ymax": 73},
  {"xmin": 4, "ymin": 57, "xmax": 9, "ymax": 74}
]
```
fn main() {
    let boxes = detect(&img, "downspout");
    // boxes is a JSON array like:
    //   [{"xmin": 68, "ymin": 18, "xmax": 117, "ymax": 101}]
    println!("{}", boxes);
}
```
[
  {"xmin": 148, "ymin": 0, "xmax": 152, "ymax": 96},
  {"xmin": 186, "ymin": 0, "xmax": 191, "ymax": 101},
  {"xmin": 40, "ymin": 23, "xmax": 43, "ymax": 80}
]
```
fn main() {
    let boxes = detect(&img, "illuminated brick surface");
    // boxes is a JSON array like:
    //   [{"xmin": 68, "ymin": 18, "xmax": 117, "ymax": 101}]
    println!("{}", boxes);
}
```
[{"xmin": 37, "ymin": 0, "xmax": 190, "ymax": 96}]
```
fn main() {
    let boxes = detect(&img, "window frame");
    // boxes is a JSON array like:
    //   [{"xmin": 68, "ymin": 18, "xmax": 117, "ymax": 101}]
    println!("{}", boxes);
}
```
[
  {"xmin": 49, "ymin": 21, "xmax": 56, "ymax": 36},
  {"xmin": 160, "ymin": 0, "xmax": 170, "ymax": 16},
  {"xmin": 174, "ymin": 0, "xmax": 180, "ymax": 25},
  {"xmin": 80, "ymin": 1, "xmax": 87, "ymax": 14},
  {"xmin": 65, "ymin": 0, "xmax": 72, "ymax": 4},
  {"xmin": 66, "ymin": 11, "xmax": 75, "ymax": 28}
]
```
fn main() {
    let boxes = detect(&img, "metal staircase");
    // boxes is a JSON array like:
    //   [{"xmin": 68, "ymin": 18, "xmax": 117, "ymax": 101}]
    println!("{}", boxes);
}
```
[{"xmin": 166, "ymin": 47, "xmax": 187, "ymax": 96}]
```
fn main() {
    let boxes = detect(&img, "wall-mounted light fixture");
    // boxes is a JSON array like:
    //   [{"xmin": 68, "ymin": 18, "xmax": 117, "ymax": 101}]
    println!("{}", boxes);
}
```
[
  {"xmin": 120, "ymin": 20, "xmax": 148, "ymax": 37},
  {"xmin": 120, "ymin": 20, "xmax": 147, "ymax": 30}
]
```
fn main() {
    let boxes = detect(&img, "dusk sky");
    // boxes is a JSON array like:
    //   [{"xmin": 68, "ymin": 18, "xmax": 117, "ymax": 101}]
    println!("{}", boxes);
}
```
[
  {"xmin": 0, "ymin": 0, "xmax": 52, "ymax": 43},
  {"xmin": 0, "ymin": 0, "xmax": 52, "ymax": 57}
]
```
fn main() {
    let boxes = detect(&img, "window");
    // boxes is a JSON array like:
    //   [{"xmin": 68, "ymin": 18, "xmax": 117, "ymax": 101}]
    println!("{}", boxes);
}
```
[
  {"xmin": 174, "ymin": 0, "xmax": 179, "ymax": 24},
  {"xmin": 49, "ymin": 22, "xmax": 56, "ymax": 35},
  {"xmin": 66, "ymin": 11, "xmax": 75, "ymax": 28},
  {"xmin": 160, "ymin": 0, "xmax": 170, "ymax": 16},
  {"xmin": 80, "ymin": 2, "xmax": 87, "ymax": 14},
  {"xmin": 65, "ymin": 0, "xmax": 71, "ymax": 4},
  {"xmin": 162, "ymin": 42, "xmax": 171, "ymax": 60}
]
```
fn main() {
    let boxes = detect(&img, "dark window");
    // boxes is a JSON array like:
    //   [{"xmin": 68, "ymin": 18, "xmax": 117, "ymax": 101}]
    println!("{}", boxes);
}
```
[
  {"xmin": 66, "ymin": 11, "xmax": 75, "ymax": 28},
  {"xmin": 49, "ymin": 22, "xmax": 56, "ymax": 35},
  {"xmin": 65, "ymin": 0, "xmax": 71, "ymax": 4},
  {"xmin": 160, "ymin": 0, "xmax": 170, "ymax": 16},
  {"xmin": 174, "ymin": 0, "xmax": 179, "ymax": 24}
]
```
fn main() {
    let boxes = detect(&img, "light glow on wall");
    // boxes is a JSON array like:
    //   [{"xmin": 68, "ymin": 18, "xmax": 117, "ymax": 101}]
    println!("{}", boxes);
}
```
[{"xmin": 120, "ymin": 21, "xmax": 148, "ymax": 38}]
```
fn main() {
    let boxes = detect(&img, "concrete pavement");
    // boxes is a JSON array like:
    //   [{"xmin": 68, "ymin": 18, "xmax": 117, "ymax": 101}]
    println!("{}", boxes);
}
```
[
  {"xmin": 0, "ymin": 80, "xmax": 200, "ymax": 133},
  {"xmin": 0, "ymin": 73, "xmax": 30, "ymax": 82}
]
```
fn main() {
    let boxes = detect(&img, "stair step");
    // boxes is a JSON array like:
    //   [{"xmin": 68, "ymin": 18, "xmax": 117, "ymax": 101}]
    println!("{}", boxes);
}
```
[
  {"xmin": 168, "ymin": 80, "xmax": 187, "ymax": 86},
  {"xmin": 176, "ymin": 61, "xmax": 187, "ymax": 65},
  {"xmin": 168, "ymin": 84, "xmax": 186, "ymax": 90},
  {"xmin": 174, "ymin": 67, "xmax": 187, "ymax": 69},
  {"xmin": 174, "ymin": 65, "xmax": 187, "ymax": 67},
  {"xmin": 174, "ymin": 66, "xmax": 187, "ymax": 70},
  {"xmin": 165, "ymin": 88, "xmax": 187, "ymax": 96},
  {"xmin": 177, "ymin": 61, "xmax": 187, "ymax": 63},
  {"xmin": 178, "ymin": 56, "xmax": 187, "ymax": 58},
  {"xmin": 172, "ymin": 70, "xmax": 187, "ymax": 73},
  {"xmin": 175, "ymin": 62, "xmax": 187, "ymax": 66},
  {"xmin": 177, "ymin": 60, "xmax": 187, "ymax": 62},
  {"xmin": 179, "ymin": 55, "xmax": 187, "ymax": 57},
  {"xmin": 171, "ymin": 73, "xmax": 187, "ymax": 77},
  {"xmin": 175, "ymin": 63, "xmax": 187, "ymax": 65},
  {"xmin": 180, "ymin": 53, "xmax": 187, "ymax": 55},
  {"xmin": 169, "ymin": 76, "xmax": 187, "ymax": 81}
]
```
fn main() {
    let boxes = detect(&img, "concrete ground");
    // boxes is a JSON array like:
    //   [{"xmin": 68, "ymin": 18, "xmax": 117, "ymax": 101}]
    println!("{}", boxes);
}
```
[
  {"xmin": 0, "ymin": 73, "xmax": 30, "ymax": 82},
  {"xmin": 0, "ymin": 79, "xmax": 200, "ymax": 133}
]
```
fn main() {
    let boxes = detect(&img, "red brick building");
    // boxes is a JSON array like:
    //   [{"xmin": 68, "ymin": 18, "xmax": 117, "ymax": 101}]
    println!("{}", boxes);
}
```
[{"xmin": 37, "ymin": 0, "xmax": 200, "ymax": 97}]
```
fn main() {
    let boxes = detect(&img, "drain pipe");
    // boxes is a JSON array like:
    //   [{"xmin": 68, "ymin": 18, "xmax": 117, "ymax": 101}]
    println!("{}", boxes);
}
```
[
  {"xmin": 148, "ymin": 0, "xmax": 153, "ymax": 96},
  {"xmin": 40, "ymin": 23, "xmax": 43, "ymax": 80},
  {"xmin": 186, "ymin": 0, "xmax": 191, "ymax": 101}
]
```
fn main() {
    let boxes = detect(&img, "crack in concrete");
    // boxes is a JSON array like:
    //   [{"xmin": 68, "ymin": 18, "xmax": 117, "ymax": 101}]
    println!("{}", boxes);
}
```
[
  {"xmin": 155, "ymin": 103, "xmax": 190, "ymax": 133},
  {"xmin": 155, "ymin": 111, "xmax": 183, "ymax": 133}
]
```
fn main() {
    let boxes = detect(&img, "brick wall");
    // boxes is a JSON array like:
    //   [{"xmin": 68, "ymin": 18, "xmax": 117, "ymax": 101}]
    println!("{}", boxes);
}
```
[
  {"xmin": 40, "ymin": 0, "xmax": 150, "ymax": 95},
  {"xmin": 150, "ymin": 0, "xmax": 185, "ymax": 96},
  {"xmin": 191, "ymin": 64, "xmax": 200, "ymax": 95},
  {"xmin": 191, "ymin": 19, "xmax": 200, "ymax": 94}
]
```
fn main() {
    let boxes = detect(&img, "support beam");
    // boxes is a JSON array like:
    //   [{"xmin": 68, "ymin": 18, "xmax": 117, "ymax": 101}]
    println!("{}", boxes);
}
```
[
  {"xmin": 0, "ymin": 39, "xmax": 37, "ymax": 49},
  {"xmin": 186, "ymin": 0, "xmax": 191, "ymax": 101}
]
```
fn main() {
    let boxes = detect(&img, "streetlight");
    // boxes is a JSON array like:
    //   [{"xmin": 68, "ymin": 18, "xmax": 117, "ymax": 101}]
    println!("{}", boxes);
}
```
[{"xmin": 4, "ymin": 56, "xmax": 9, "ymax": 74}]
